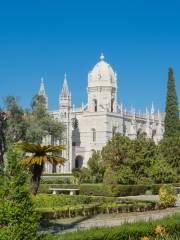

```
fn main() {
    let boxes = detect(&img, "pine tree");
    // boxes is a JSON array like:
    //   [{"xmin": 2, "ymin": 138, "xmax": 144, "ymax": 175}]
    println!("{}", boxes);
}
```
[{"xmin": 164, "ymin": 67, "xmax": 180, "ymax": 137}]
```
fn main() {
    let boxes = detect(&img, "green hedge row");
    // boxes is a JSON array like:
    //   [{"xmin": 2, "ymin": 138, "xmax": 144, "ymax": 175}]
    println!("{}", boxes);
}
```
[
  {"xmin": 35, "ymin": 194, "xmax": 163, "ymax": 220},
  {"xmin": 39, "ymin": 183, "xmax": 180, "ymax": 196},
  {"xmin": 50, "ymin": 214, "xmax": 180, "ymax": 240},
  {"xmin": 42, "ymin": 173, "xmax": 73, "ymax": 176},
  {"xmin": 38, "ymin": 202, "xmax": 162, "ymax": 220}
]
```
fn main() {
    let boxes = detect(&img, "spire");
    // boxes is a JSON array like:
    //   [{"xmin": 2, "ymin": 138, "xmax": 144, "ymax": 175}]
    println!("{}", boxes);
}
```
[
  {"xmin": 151, "ymin": 102, "xmax": 155, "ymax": 115},
  {"xmin": 60, "ymin": 73, "xmax": 70, "ymax": 98},
  {"xmin": 39, "ymin": 77, "xmax": 46, "ymax": 96},
  {"xmin": 100, "ymin": 53, "xmax": 105, "ymax": 61},
  {"xmin": 38, "ymin": 77, "xmax": 48, "ymax": 109}
]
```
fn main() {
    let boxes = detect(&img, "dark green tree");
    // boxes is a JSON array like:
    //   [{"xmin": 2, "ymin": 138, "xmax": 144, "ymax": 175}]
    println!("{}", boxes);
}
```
[
  {"xmin": 128, "ymin": 135, "xmax": 158, "ymax": 183},
  {"xmin": 164, "ymin": 67, "xmax": 180, "ymax": 137},
  {"xmin": 0, "ymin": 110, "xmax": 7, "ymax": 165},
  {"xmin": 87, "ymin": 151, "xmax": 105, "ymax": 183},
  {"xmin": 149, "ymin": 157, "xmax": 177, "ymax": 184},
  {"xmin": 159, "ymin": 136, "xmax": 180, "ymax": 177}
]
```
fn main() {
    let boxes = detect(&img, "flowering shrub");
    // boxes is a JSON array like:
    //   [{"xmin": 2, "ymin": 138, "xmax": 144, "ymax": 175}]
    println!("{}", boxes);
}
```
[{"xmin": 159, "ymin": 184, "xmax": 177, "ymax": 207}]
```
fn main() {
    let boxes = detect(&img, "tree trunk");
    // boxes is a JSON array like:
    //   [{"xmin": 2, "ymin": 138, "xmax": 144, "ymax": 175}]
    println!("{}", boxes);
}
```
[{"xmin": 30, "ymin": 163, "xmax": 44, "ymax": 195}]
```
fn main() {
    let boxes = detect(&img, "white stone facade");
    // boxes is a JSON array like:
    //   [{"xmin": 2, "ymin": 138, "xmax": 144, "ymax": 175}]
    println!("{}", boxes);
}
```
[{"xmin": 39, "ymin": 54, "xmax": 164, "ymax": 173}]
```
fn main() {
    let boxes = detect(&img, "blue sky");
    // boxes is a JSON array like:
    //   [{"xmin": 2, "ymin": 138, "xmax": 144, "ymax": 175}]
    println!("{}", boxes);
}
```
[{"xmin": 0, "ymin": 0, "xmax": 180, "ymax": 112}]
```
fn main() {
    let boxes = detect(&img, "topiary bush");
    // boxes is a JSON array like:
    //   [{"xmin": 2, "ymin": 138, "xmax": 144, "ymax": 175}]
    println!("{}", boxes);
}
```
[{"xmin": 159, "ymin": 184, "xmax": 177, "ymax": 207}]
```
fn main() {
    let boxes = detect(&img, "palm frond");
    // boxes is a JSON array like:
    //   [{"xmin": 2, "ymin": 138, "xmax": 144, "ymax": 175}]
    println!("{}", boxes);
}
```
[{"xmin": 16, "ymin": 141, "xmax": 65, "ymax": 154}]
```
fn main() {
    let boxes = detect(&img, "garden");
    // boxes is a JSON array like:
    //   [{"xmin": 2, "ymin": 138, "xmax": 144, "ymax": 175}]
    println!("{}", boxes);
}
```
[{"xmin": 0, "ymin": 69, "xmax": 180, "ymax": 240}]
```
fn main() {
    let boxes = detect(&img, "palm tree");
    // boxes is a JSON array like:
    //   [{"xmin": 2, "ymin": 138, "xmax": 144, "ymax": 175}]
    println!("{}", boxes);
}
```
[{"xmin": 16, "ymin": 142, "xmax": 65, "ymax": 195}]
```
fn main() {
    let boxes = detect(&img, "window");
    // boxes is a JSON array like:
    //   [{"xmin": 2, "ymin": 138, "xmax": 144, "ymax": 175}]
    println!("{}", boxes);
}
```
[
  {"xmin": 92, "ymin": 128, "xmax": 96, "ymax": 142},
  {"xmin": 111, "ymin": 99, "xmax": 114, "ymax": 112},
  {"xmin": 94, "ymin": 99, "xmax": 97, "ymax": 112},
  {"xmin": 75, "ymin": 155, "xmax": 83, "ymax": 169},
  {"xmin": 112, "ymin": 126, "xmax": 116, "ymax": 137}
]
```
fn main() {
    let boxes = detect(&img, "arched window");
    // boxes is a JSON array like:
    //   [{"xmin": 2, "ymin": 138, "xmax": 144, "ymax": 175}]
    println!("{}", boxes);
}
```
[
  {"xmin": 111, "ymin": 99, "xmax": 114, "ymax": 112},
  {"xmin": 94, "ymin": 99, "xmax": 97, "ymax": 112},
  {"xmin": 75, "ymin": 155, "xmax": 83, "ymax": 169},
  {"xmin": 152, "ymin": 129, "xmax": 156, "ymax": 138},
  {"xmin": 92, "ymin": 128, "xmax": 96, "ymax": 142}
]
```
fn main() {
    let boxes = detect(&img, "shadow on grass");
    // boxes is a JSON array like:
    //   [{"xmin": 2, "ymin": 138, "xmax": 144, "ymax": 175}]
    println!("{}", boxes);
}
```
[{"xmin": 40, "ymin": 215, "xmax": 95, "ymax": 234}]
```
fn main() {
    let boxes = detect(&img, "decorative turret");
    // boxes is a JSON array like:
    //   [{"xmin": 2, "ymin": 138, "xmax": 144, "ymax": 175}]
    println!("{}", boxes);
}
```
[
  {"xmin": 59, "ymin": 73, "xmax": 71, "ymax": 112},
  {"xmin": 38, "ymin": 77, "xmax": 48, "ymax": 109},
  {"xmin": 151, "ymin": 102, "xmax": 155, "ymax": 122}
]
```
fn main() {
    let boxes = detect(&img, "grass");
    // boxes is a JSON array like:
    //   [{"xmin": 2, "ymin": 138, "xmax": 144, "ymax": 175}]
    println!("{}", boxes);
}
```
[{"xmin": 40, "ymin": 213, "xmax": 180, "ymax": 240}]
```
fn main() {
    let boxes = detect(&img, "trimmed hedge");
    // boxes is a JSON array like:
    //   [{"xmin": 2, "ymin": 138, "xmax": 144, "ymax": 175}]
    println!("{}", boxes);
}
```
[
  {"xmin": 42, "ymin": 173, "xmax": 73, "ymax": 176},
  {"xmin": 35, "ymin": 194, "xmax": 164, "ymax": 220},
  {"xmin": 51, "ymin": 214, "xmax": 180, "ymax": 240},
  {"xmin": 39, "ymin": 183, "xmax": 180, "ymax": 196},
  {"xmin": 41, "ymin": 177, "xmax": 73, "ymax": 184},
  {"xmin": 38, "ymin": 201, "xmax": 163, "ymax": 220}
]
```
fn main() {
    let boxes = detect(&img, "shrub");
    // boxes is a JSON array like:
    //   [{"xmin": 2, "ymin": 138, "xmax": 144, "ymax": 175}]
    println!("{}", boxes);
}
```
[
  {"xmin": 0, "ymin": 148, "xmax": 40, "ymax": 240},
  {"xmin": 159, "ymin": 184, "xmax": 177, "ymax": 207},
  {"xmin": 40, "ymin": 176, "xmax": 73, "ymax": 184}
]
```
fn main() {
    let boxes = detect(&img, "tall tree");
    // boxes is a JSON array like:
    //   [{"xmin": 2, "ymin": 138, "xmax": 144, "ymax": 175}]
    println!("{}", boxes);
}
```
[
  {"xmin": 164, "ymin": 67, "xmax": 180, "ymax": 137},
  {"xmin": 0, "ymin": 110, "xmax": 7, "ymax": 165}
]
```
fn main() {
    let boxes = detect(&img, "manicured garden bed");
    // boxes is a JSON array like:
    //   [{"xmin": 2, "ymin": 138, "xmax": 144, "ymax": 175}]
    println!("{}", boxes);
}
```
[{"xmin": 34, "ymin": 194, "xmax": 165, "ymax": 220}]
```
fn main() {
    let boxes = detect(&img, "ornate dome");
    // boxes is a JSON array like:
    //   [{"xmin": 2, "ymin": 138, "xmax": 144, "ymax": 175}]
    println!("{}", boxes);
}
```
[{"xmin": 88, "ymin": 54, "xmax": 116, "ymax": 84}]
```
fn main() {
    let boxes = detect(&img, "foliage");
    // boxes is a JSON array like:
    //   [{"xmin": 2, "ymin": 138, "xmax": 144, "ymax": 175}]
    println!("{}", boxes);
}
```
[
  {"xmin": 0, "ymin": 147, "xmax": 39, "ymax": 240},
  {"xmin": 0, "ymin": 109, "xmax": 7, "ymax": 164},
  {"xmin": 159, "ymin": 184, "xmax": 177, "ymax": 207},
  {"xmin": 16, "ymin": 142, "xmax": 65, "ymax": 195},
  {"xmin": 3, "ymin": 96, "xmax": 28, "ymax": 145},
  {"xmin": 101, "ymin": 134, "xmax": 131, "ymax": 170},
  {"xmin": 87, "ymin": 150, "xmax": 105, "ymax": 183},
  {"xmin": 51, "ymin": 214, "xmax": 180, "ymax": 240},
  {"xmin": 40, "ymin": 176, "xmax": 73, "ymax": 184},
  {"xmin": 26, "ymin": 94, "xmax": 64, "ymax": 144},
  {"xmin": 98, "ymin": 133, "xmax": 178, "ymax": 186},
  {"xmin": 72, "ymin": 167, "xmax": 91, "ymax": 184},
  {"xmin": 34, "ymin": 194, "xmax": 162, "ymax": 220},
  {"xmin": 103, "ymin": 168, "xmax": 119, "ymax": 196},
  {"xmin": 159, "ymin": 137, "xmax": 180, "ymax": 176},
  {"xmin": 164, "ymin": 67, "xmax": 180, "ymax": 137},
  {"xmin": 149, "ymin": 158, "xmax": 177, "ymax": 184},
  {"xmin": 116, "ymin": 165, "xmax": 136, "ymax": 184},
  {"xmin": 127, "ymin": 135, "xmax": 158, "ymax": 182},
  {"xmin": 38, "ymin": 183, "xmax": 180, "ymax": 197}
]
